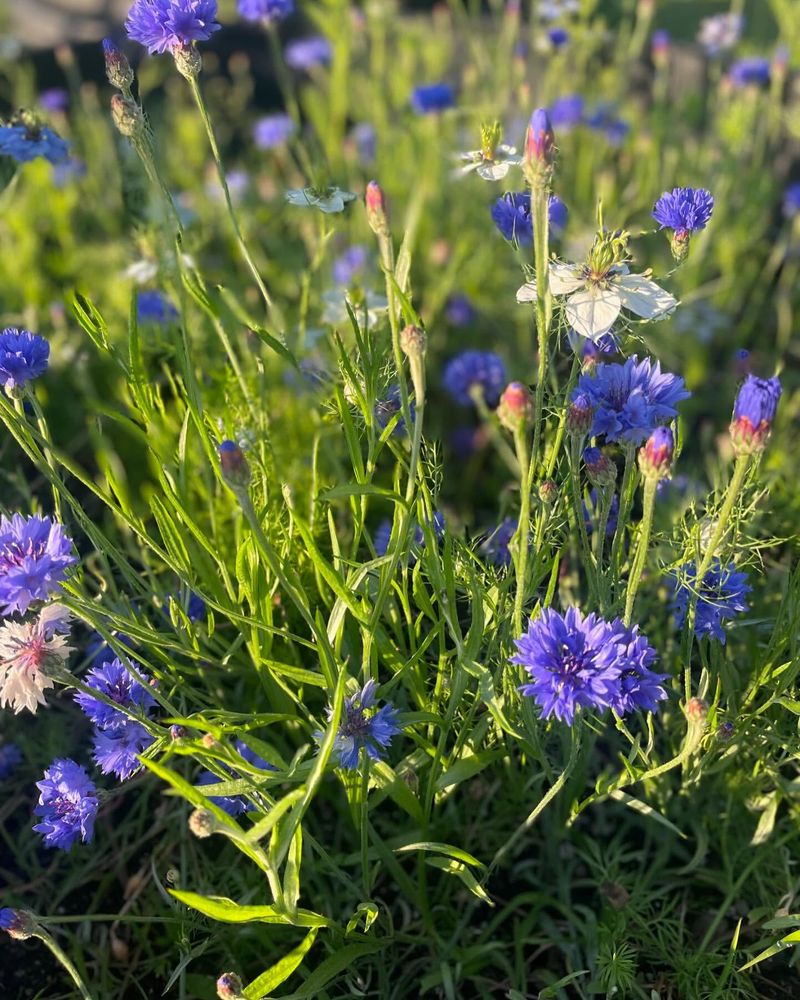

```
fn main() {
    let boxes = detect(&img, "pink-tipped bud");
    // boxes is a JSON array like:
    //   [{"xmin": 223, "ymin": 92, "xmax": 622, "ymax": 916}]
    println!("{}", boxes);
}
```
[
  {"xmin": 538, "ymin": 479, "xmax": 557, "ymax": 504},
  {"xmin": 523, "ymin": 108, "xmax": 555, "ymax": 187},
  {"xmin": 638, "ymin": 426, "xmax": 674, "ymax": 480},
  {"xmin": 399, "ymin": 323, "xmax": 427, "ymax": 357},
  {"xmin": 102, "ymin": 38, "xmax": 134, "ymax": 91},
  {"xmin": 583, "ymin": 447, "xmax": 616, "ymax": 488},
  {"xmin": 686, "ymin": 697, "xmax": 708, "ymax": 721},
  {"xmin": 218, "ymin": 440, "xmax": 251, "ymax": 492},
  {"xmin": 497, "ymin": 381, "xmax": 533, "ymax": 432},
  {"xmin": 365, "ymin": 180, "xmax": 389, "ymax": 236},
  {"xmin": 566, "ymin": 393, "xmax": 593, "ymax": 436},
  {"xmin": 216, "ymin": 972, "xmax": 245, "ymax": 1000},
  {"xmin": 651, "ymin": 29, "xmax": 670, "ymax": 67}
]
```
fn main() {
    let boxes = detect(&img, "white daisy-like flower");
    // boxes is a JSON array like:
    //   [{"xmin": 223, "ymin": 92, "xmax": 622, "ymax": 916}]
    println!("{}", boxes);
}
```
[
  {"xmin": 0, "ymin": 604, "xmax": 73, "ymax": 714},
  {"xmin": 455, "ymin": 144, "xmax": 521, "ymax": 181},
  {"xmin": 516, "ymin": 231, "xmax": 678, "ymax": 341},
  {"xmin": 285, "ymin": 186, "xmax": 357, "ymax": 214}
]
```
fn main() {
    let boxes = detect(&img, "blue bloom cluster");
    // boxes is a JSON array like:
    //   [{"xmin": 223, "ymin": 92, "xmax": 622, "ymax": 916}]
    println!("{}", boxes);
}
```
[
  {"xmin": 33, "ymin": 758, "xmax": 99, "ymax": 849},
  {"xmin": 323, "ymin": 680, "xmax": 402, "ymax": 769},
  {"xmin": 238, "ymin": 0, "xmax": 293, "ymax": 23},
  {"xmin": 574, "ymin": 356, "xmax": 690, "ymax": 445},
  {"xmin": 491, "ymin": 192, "xmax": 567, "ymax": 244},
  {"xmin": 672, "ymin": 561, "xmax": 751, "ymax": 643},
  {"xmin": 0, "ymin": 328, "xmax": 50, "ymax": 391},
  {"xmin": 332, "ymin": 245, "xmax": 368, "ymax": 286},
  {"xmin": 0, "ymin": 123, "xmax": 69, "ymax": 165},
  {"xmin": 126, "ymin": 0, "xmax": 221, "ymax": 54},
  {"xmin": 729, "ymin": 57, "xmax": 770, "ymax": 87},
  {"xmin": 443, "ymin": 350, "xmax": 506, "ymax": 406},
  {"xmin": 512, "ymin": 607, "xmax": 667, "ymax": 724},
  {"xmin": 652, "ymin": 187, "xmax": 714, "ymax": 237},
  {"xmin": 0, "ymin": 514, "xmax": 76, "ymax": 616},
  {"xmin": 410, "ymin": 83, "xmax": 455, "ymax": 115}
]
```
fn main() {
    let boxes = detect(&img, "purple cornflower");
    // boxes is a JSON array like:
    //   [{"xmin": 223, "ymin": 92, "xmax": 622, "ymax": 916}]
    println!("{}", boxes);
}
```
[
  {"xmin": 74, "ymin": 657, "xmax": 156, "ymax": 731},
  {"xmin": 491, "ymin": 192, "xmax": 567, "ymax": 244},
  {"xmin": 549, "ymin": 94, "xmax": 584, "ymax": 130},
  {"xmin": 729, "ymin": 57, "xmax": 770, "ymax": 88},
  {"xmin": 444, "ymin": 293, "xmax": 476, "ymax": 327},
  {"xmin": 574, "ymin": 356, "xmax": 690, "ymax": 445},
  {"xmin": 33, "ymin": 758, "xmax": 98, "ymax": 849},
  {"xmin": 332, "ymin": 245, "xmax": 368, "ymax": 286},
  {"xmin": 374, "ymin": 384, "xmax": 415, "ymax": 436},
  {"xmin": 410, "ymin": 82, "xmax": 455, "ymax": 115},
  {"xmin": 0, "ymin": 908, "xmax": 34, "ymax": 938},
  {"xmin": 730, "ymin": 374, "xmax": 782, "ymax": 454},
  {"xmin": 480, "ymin": 516, "xmax": 518, "ymax": 567},
  {"xmin": 253, "ymin": 113, "xmax": 295, "ymax": 149},
  {"xmin": 0, "ymin": 514, "xmax": 76, "ymax": 616},
  {"xmin": 321, "ymin": 679, "xmax": 402, "ymax": 769},
  {"xmin": 93, "ymin": 721, "xmax": 154, "ymax": 781},
  {"xmin": 38, "ymin": 88, "xmax": 69, "ymax": 113},
  {"xmin": 0, "ymin": 328, "xmax": 50, "ymax": 391},
  {"xmin": 672, "ymin": 561, "xmax": 751, "ymax": 643},
  {"xmin": 284, "ymin": 35, "xmax": 332, "ymax": 71},
  {"xmin": 197, "ymin": 770, "xmax": 247, "ymax": 815},
  {"xmin": 782, "ymin": 182, "xmax": 800, "ymax": 220},
  {"xmin": 442, "ymin": 350, "xmax": 506, "ymax": 407},
  {"xmin": 652, "ymin": 187, "xmax": 714, "ymax": 239},
  {"xmin": 137, "ymin": 290, "xmax": 178, "ymax": 324},
  {"xmin": 187, "ymin": 592, "xmax": 207, "ymax": 622},
  {"xmin": 238, "ymin": 0, "xmax": 293, "ymax": 23},
  {"xmin": 583, "ymin": 490, "xmax": 618, "ymax": 537},
  {"xmin": 125, "ymin": 0, "xmax": 221, "ymax": 55},
  {"xmin": 0, "ymin": 123, "xmax": 69, "ymax": 164},
  {"xmin": 0, "ymin": 741, "xmax": 22, "ymax": 780},
  {"xmin": 349, "ymin": 122, "xmax": 376, "ymax": 163}
]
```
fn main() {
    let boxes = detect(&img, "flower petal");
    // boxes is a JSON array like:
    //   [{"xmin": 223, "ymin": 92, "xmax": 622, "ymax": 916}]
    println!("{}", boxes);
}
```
[
  {"xmin": 615, "ymin": 274, "xmax": 678, "ymax": 320},
  {"xmin": 516, "ymin": 281, "xmax": 538, "ymax": 303},
  {"xmin": 565, "ymin": 286, "xmax": 621, "ymax": 341},
  {"xmin": 549, "ymin": 262, "xmax": 585, "ymax": 295},
  {"xmin": 477, "ymin": 161, "xmax": 512, "ymax": 180}
]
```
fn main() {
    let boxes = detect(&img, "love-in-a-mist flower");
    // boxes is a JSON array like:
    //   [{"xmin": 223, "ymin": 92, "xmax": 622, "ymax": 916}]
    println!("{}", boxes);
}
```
[
  {"xmin": 652, "ymin": 187, "xmax": 714, "ymax": 261},
  {"xmin": 517, "ymin": 229, "xmax": 677, "ymax": 341},
  {"xmin": 491, "ymin": 192, "xmax": 567, "ymax": 244},
  {"xmin": 575, "ymin": 356, "xmax": 689, "ymax": 445},
  {"xmin": 33, "ymin": 758, "xmax": 98, "ymax": 849},
  {"xmin": 639, "ymin": 425, "xmax": 674, "ymax": 480},
  {"xmin": 285, "ymin": 185, "xmax": 356, "ymax": 213},
  {"xmin": 442, "ymin": 350, "xmax": 507, "ymax": 406},
  {"xmin": 125, "ymin": 0, "xmax": 221, "ymax": 54},
  {"xmin": 284, "ymin": 35, "xmax": 331, "ymax": 71},
  {"xmin": 410, "ymin": 82, "xmax": 455, "ymax": 115},
  {"xmin": 0, "ymin": 121, "xmax": 69, "ymax": 164},
  {"xmin": 697, "ymin": 12, "xmax": 743, "ymax": 55},
  {"xmin": 238, "ymin": 0, "xmax": 293, "ymax": 23},
  {"xmin": 253, "ymin": 113, "xmax": 295, "ymax": 149},
  {"xmin": 0, "ymin": 514, "xmax": 77, "ymax": 616},
  {"xmin": 730, "ymin": 374, "xmax": 782, "ymax": 455},
  {"xmin": 456, "ymin": 121, "xmax": 521, "ymax": 181},
  {"xmin": 0, "ymin": 329, "xmax": 49, "ymax": 392},
  {"xmin": 0, "ymin": 604, "xmax": 73, "ymax": 714},
  {"xmin": 319, "ymin": 679, "xmax": 402, "ymax": 770},
  {"xmin": 729, "ymin": 57, "xmax": 770, "ymax": 88},
  {"xmin": 672, "ymin": 561, "xmax": 751, "ymax": 643}
]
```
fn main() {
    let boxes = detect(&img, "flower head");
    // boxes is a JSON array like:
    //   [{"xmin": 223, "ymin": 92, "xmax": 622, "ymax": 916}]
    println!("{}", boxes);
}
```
[
  {"xmin": 729, "ymin": 56, "xmax": 770, "ymax": 87},
  {"xmin": 137, "ymin": 290, "xmax": 178, "ymax": 324},
  {"xmin": 125, "ymin": 0, "xmax": 220, "ymax": 54},
  {"xmin": 0, "ymin": 908, "xmax": 36, "ymax": 939},
  {"xmin": 39, "ymin": 89, "xmax": 69, "ymax": 113},
  {"xmin": 697, "ymin": 13, "xmax": 743, "ymax": 55},
  {"xmin": 0, "ymin": 604, "xmax": 72, "ymax": 714},
  {"xmin": 652, "ymin": 187, "xmax": 714, "ymax": 241},
  {"xmin": 730, "ymin": 374, "xmax": 781, "ymax": 454},
  {"xmin": 445, "ymin": 293, "xmax": 476, "ymax": 327},
  {"xmin": 782, "ymin": 182, "xmax": 800, "ymax": 220},
  {"xmin": 93, "ymin": 721, "xmax": 154, "ymax": 781},
  {"xmin": 549, "ymin": 94, "xmax": 584, "ymax": 130},
  {"xmin": 0, "ymin": 328, "xmax": 49, "ymax": 391},
  {"xmin": 607, "ymin": 621, "xmax": 668, "ymax": 716},
  {"xmin": 491, "ymin": 192, "xmax": 567, "ymax": 244},
  {"xmin": 574, "ymin": 356, "xmax": 689, "ymax": 444},
  {"xmin": 639, "ymin": 425, "xmax": 674, "ymax": 479},
  {"xmin": 238, "ymin": 0, "xmax": 293, "ymax": 23},
  {"xmin": 411, "ymin": 82, "xmax": 455, "ymax": 115},
  {"xmin": 284, "ymin": 35, "xmax": 331, "ymax": 71},
  {"xmin": 285, "ymin": 185, "xmax": 356, "ymax": 213},
  {"xmin": 74, "ymin": 657, "xmax": 156, "ymax": 731},
  {"xmin": 0, "ymin": 741, "xmax": 22, "ymax": 780},
  {"xmin": 253, "ymin": 113, "xmax": 295, "ymax": 149},
  {"xmin": 322, "ymin": 680, "xmax": 402, "ymax": 769},
  {"xmin": 524, "ymin": 107, "xmax": 555, "ymax": 172},
  {"xmin": 0, "ymin": 514, "xmax": 76, "ymax": 616},
  {"xmin": 672, "ymin": 561, "xmax": 751, "ymax": 643},
  {"xmin": 651, "ymin": 29, "xmax": 670, "ymax": 64},
  {"xmin": 0, "ymin": 122, "xmax": 69, "ymax": 164},
  {"xmin": 33, "ymin": 758, "xmax": 98, "ymax": 849},
  {"xmin": 443, "ymin": 350, "xmax": 506, "ymax": 406}
]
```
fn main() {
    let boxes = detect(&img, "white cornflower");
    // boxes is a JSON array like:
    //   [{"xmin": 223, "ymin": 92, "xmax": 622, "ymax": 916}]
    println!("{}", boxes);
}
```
[
  {"xmin": 285, "ymin": 186, "xmax": 357, "ymax": 214},
  {"xmin": 0, "ymin": 605, "xmax": 73, "ymax": 714},
  {"xmin": 454, "ymin": 121, "xmax": 521, "ymax": 181}
]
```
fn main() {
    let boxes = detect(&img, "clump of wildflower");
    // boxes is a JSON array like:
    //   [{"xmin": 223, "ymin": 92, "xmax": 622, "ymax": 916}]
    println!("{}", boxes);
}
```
[
  {"xmin": 0, "ymin": 120, "xmax": 69, "ymax": 164},
  {"xmin": 0, "ymin": 329, "xmax": 49, "ymax": 393},
  {"xmin": 729, "ymin": 57, "xmax": 770, "ymax": 88},
  {"xmin": 574, "ymin": 356, "xmax": 689, "ymax": 445},
  {"xmin": 0, "ymin": 605, "xmax": 73, "ymax": 714},
  {"xmin": 443, "ymin": 350, "xmax": 506, "ymax": 407},
  {"xmin": 0, "ymin": 741, "xmax": 22, "ymax": 779},
  {"xmin": 238, "ymin": 0, "xmax": 293, "ymax": 23},
  {"xmin": 0, "ymin": 514, "xmax": 77, "ymax": 616},
  {"xmin": 411, "ymin": 82, "xmax": 455, "ymax": 115},
  {"xmin": 125, "ymin": 0, "xmax": 221, "ymax": 55},
  {"xmin": 33, "ymin": 758, "xmax": 99, "ymax": 849},
  {"xmin": 697, "ymin": 12, "xmax": 743, "ymax": 55},
  {"xmin": 284, "ymin": 35, "xmax": 331, "ymax": 71},
  {"xmin": 730, "ymin": 374, "xmax": 782, "ymax": 455},
  {"xmin": 491, "ymin": 192, "xmax": 567, "ymax": 244},
  {"xmin": 512, "ymin": 607, "xmax": 665, "ymax": 724},
  {"xmin": 652, "ymin": 187, "xmax": 714, "ymax": 262},
  {"xmin": 639, "ymin": 426, "xmax": 674, "ymax": 480},
  {"xmin": 253, "ymin": 113, "xmax": 295, "ymax": 149},
  {"xmin": 319, "ymin": 679, "xmax": 402, "ymax": 770},
  {"xmin": 672, "ymin": 561, "xmax": 751, "ymax": 643}
]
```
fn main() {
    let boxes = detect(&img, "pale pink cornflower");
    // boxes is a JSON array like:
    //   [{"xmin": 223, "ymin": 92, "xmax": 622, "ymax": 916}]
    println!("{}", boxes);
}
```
[{"xmin": 0, "ymin": 605, "xmax": 73, "ymax": 714}]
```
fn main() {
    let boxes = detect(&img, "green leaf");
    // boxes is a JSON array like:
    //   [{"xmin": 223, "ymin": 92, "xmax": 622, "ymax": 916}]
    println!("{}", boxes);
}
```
[
  {"xmin": 435, "ymin": 751, "xmax": 506, "ymax": 792},
  {"xmin": 608, "ymin": 789, "xmax": 687, "ymax": 839},
  {"xmin": 424, "ymin": 857, "xmax": 493, "ymax": 906},
  {"xmin": 396, "ymin": 840, "xmax": 485, "ymax": 869},
  {"xmin": 243, "ymin": 928, "xmax": 318, "ymax": 999},
  {"xmin": 169, "ymin": 891, "xmax": 331, "ymax": 928},
  {"xmin": 346, "ymin": 901, "xmax": 379, "ymax": 935}
]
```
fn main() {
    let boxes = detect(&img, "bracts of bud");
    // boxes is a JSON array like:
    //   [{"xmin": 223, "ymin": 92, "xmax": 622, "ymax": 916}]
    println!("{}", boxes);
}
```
[
  {"xmin": 497, "ymin": 382, "xmax": 534, "ymax": 433},
  {"xmin": 400, "ymin": 324, "xmax": 427, "ymax": 405},
  {"xmin": 638, "ymin": 426, "xmax": 674, "ymax": 480},
  {"xmin": 538, "ymin": 479, "xmax": 557, "ymax": 504},
  {"xmin": 218, "ymin": 440, "xmax": 252, "ymax": 495},
  {"xmin": 216, "ymin": 972, "xmax": 246, "ymax": 1000},
  {"xmin": 583, "ymin": 447, "xmax": 617, "ymax": 489},
  {"xmin": 110, "ymin": 94, "xmax": 145, "ymax": 138},
  {"xmin": 102, "ymin": 38, "xmax": 134, "ymax": 92},
  {"xmin": 173, "ymin": 43, "xmax": 203, "ymax": 81},
  {"xmin": 365, "ymin": 180, "xmax": 389, "ymax": 238},
  {"xmin": 522, "ymin": 108, "xmax": 555, "ymax": 191},
  {"xmin": 0, "ymin": 909, "xmax": 37, "ymax": 941},
  {"xmin": 566, "ymin": 393, "xmax": 593, "ymax": 437}
]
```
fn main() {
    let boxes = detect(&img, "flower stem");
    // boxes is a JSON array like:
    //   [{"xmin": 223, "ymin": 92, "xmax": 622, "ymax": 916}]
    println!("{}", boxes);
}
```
[
  {"xmin": 568, "ymin": 438, "xmax": 598, "ymax": 600},
  {"xmin": 31, "ymin": 927, "xmax": 96, "ymax": 1000},
  {"xmin": 623, "ymin": 474, "xmax": 657, "ymax": 626},
  {"xmin": 512, "ymin": 426, "xmax": 532, "ymax": 636},
  {"xmin": 529, "ymin": 186, "xmax": 552, "ymax": 478}
]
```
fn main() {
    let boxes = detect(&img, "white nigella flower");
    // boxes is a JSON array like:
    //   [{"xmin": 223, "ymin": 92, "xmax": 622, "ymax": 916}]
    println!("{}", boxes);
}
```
[
  {"xmin": 516, "ymin": 230, "xmax": 678, "ymax": 341},
  {"xmin": 455, "ymin": 121, "xmax": 521, "ymax": 181},
  {"xmin": 0, "ymin": 604, "xmax": 73, "ymax": 714},
  {"xmin": 285, "ymin": 186, "xmax": 357, "ymax": 214},
  {"xmin": 124, "ymin": 254, "xmax": 195, "ymax": 285}
]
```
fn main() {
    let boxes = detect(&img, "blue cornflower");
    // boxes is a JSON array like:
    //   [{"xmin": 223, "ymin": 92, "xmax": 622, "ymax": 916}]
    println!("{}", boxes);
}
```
[
  {"xmin": 651, "ymin": 29, "xmax": 670, "ymax": 61},
  {"xmin": 607, "ymin": 621, "xmax": 668, "ymax": 716},
  {"xmin": 0, "ymin": 328, "xmax": 50, "ymax": 391},
  {"xmin": 0, "ymin": 741, "xmax": 22, "ymax": 780},
  {"xmin": 125, "ymin": 0, "xmax": 221, "ymax": 54},
  {"xmin": 0, "ymin": 513, "xmax": 76, "ymax": 616},
  {"xmin": 491, "ymin": 192, "xmax": 567, "ymax": 244},
  {"xmin": 480, "ymin": 516, "xmax": 518, "ymax": 567},
  {"xmin": 238, "ymin": 0, "xmax": 293, "ymax": 23},
  {"xmin": 567, "ymin": 329, "xmax": 617, "ymax": 362},
  {"xmin": 730, "ymin": 374, "xmax": 782, "ymax": 454},
  {"xmin": 137, "ymin": 290, "xmax": 178, "ymax": 324},
  {"xmin": 253, "ymin": 113, "xmax": 295, "ymax": 149},
  {"xmin": 33, "ymin": 758, "xmax": 98, "ymax": 849},
  {"xmin": 652, "ymin": 187, "xmax": 714, "ymax": 239},
  {"xmin": 548, "ymin": 27, "xmax": 569, "ymax": 48},
  {"xmin": 583, "ymin": 489, "xmax": 619, "ymax": 537},
  {"xmin": 410, "ymin": 82, "xmax": 455, "ymax": 115},
  {"xmin": 187, "ymin": 592, "xmax": 207, "ymax": 622},
  {"xmin": 332, "ymin": 245, "xmax": 368, "ymax": 286},
  {"xmin": 443, "ymin": 350, "xmax": 507, "ymax": 407},
  {"xmin": 513, "ymin": 607, "xmax": 634, "ymax": 724},
  {"xmin": 672, "ymin": 561, "xmax": 751, "ymax": 643},
  {"xmin": 783, "ymin": 182, "xmax": 800, "ymax": 220},
  {"xmin": 549, "ymin": 94, "xmax": 584, "ymax": 130},
  {"xmin": 585, "ymin": 104, "xmax": 629, "ymax": 146},
  {"xmin": 444, "ymin": 293, "xmax": 476, "ymax": 327},
  {"xmin": 321, "ymin": 679, "xmax": 402, "ymax": 770},
  {"xmin": 0, "ymin": 123, "xmax": 69, "ymax": 164},
  {"xmin": 38, "ymin": 88, "xmax": 69, "ymax": 113},
  {"xmin": 285, "ymin": 35, "xmax": 332, "ymax": 71},
  {"xmin": 93, "ymin": 721, "xmax": 154, "ymax": 781},
  {"xmin": 374, "ymin": 384, "xmax": 415, "ymax": 436},
  {"xmin": 729, "ymin": 57, "xmax": 770, "ymax": 87},
  {"xmin": 574, "ymin": 355, "xmax": 690, "ymax": 445},
  {"xmin": 74, "ymin": 657, "xmax": 157, "ymax": 732}
]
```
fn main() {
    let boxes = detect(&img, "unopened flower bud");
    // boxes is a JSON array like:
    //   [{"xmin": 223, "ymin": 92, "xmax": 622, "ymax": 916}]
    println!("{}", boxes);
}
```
[
  {"xmin": 365, "ymin": 180, "xmax": 389, "ymax": 236},
  {"xmin": 583, "ymin": 447, "xmax": 616, "ymax": 488},
  {"xmin": 218, "ymin": 440, "xmax": 251, "ymax": 492},
  {"xmin": 717, "ymin": 720, "xmax": 734, "ymax": 741},
  {"xmin": 523, "ymin": 108, "xmax": 555, "ymax": 187},
  {"xmin": 173, "ymin": 43, "xmax": 202, "ymax": 80},
  {"xmin": 399, "ymin": 324, "xmax": 426, "ymax": 358},
  {"xmin": 730, "ymin": 374, "xmax": 782, "ymax": 456},
  {"xmin": 170, "ymin": 724, "xmax": 187, "ymax": 741},
  {"xmin": 638, "ymin": 426, "xmax": 674, "ymax": 480},
  {"xmin": 668, "ymin": 228, "xmax": 691, "ymax": 264},
  {"xmin": 497, "ymin": 381, "xmax": 533, "ymax": 432},
  {"xmin": 102, "ymin": 38, "xmax": 134, "ymax": 91},
  {"xmin": 201, "ymin": 733, "xmax": 217, "ymax": 748},
  {"xmin": 685, "ymin": 697, "xmax": 708, "ymax": 721},
  {"xmin": 188, "ymin": 808, "xmax": 217, "ymax": 839},
  {"xmin": 216, "ymin": 972, "xmax": 245, "ymax": 1000},
  {"xmin": 538, "ymin": 479, "xmax": 557, "ymax": 504},
  {"xmin": 567, "ymin": 392, "xmax": 593, "ymax": 436},
  {"xmin": 110, "ymin": 94, "xmax": 144, "ymax": 138},
  {"xmin": 0, "ymin": 908, "xmax": 37, "ymax": 940},
  {"xmin": 651, "ymin": 29, "xmax": 670, "ymax": 68}
]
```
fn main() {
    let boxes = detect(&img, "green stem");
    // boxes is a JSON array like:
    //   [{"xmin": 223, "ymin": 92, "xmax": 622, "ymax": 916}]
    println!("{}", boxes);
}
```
[
  {"xmin": 512, "ymin": 426, "xmax": 532, "ymax": 636},
  {"xmin": 623, "ymin": 474, "xmax": 657, "ymax": 626},
  {"xmin": 609, "ymin": 443, "xmax": 637, "ymax": 597},
  {"xmin": 32, "ymin": 928, "xmax": 95, "ymax": 1000},
  {"xmin": 529, "ymin": 185, "xmax": 552, "ymax": 478},
  {"xmin": 568, "ymin": 438, "xmax": 598, "ymax": 600}
]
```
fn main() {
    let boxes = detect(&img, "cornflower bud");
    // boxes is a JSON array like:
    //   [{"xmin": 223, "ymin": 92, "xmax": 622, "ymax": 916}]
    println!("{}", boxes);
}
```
[
  {"xmin": 497, "ymin": 381, "xmax": 533, "ymax": 432},
  {"xmin": 173, "ymin": 43, "xmax": 202, "ymax": 81},
  {"xmin": 538, "ymin": 479, "xmax": 557, "ymax": 504},
  {"xmin": 399, "ymin": 324, "xmax": 427, "ymax": 358},
  {"xmin": 729, "ymin": 374, "xmax": 782, "ymax": 456},
  {"xmin": 523, "ymin": 108, "xmax": 555, "ymax": 188},
  {"xmin": 365, "ymin": 180, "xmax": 389, "ymax": 236},
  {"xmin": 638, "ymin": 426, "xmax": 674, "ymax": 480},
  {"xmin": 218, "ymin": 440, "xmax": 251, "ymax": 492},
  {"xmin": 170, "ymin": 724, "xmax": 187, "ymax": 740},
  {"xmin": 201, "ymin": 733, "xmax": 217, "ymax": 748},
  {"xmin": 102, "ymin": 38, "xmax": 134, "ymax": 91},
  {"xmin": 216, "ymin": 972, "xmax": 245, "ymax": 1000},
  {"xmin": 566, "ymin": 393, "xmax": 593, "ymax": 436},
  {"xmin": 583, "ymin": 447, "xmax": 616, "ymax": 488},
  {"xmin": 110, "ymin": 94, "xmax": 144, "ymax": 138},
  {"xmin": 0, "ymin": 908, "xmax": 37, "ymax": 941},
  {"xmin": 188, "ymin": 808, "xmax": 217, "ymax": 839}
]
